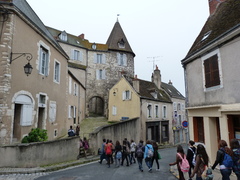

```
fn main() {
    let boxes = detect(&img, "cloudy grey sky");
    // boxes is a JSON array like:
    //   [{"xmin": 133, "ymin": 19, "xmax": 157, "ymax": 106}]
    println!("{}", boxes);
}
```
[{"xmin": 27, "ymin": 0, "xmax": 209, "ymax": 95}]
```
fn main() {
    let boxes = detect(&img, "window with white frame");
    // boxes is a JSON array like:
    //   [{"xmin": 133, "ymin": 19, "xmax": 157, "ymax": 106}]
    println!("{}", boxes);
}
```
[
  {"xmin": 173, "ymin": 102, "xmax": 177, "ymax": 111},
  {"xmin": 59, "ymin": 31, "xmax": 67, "ymax": 41},
  {"xmin": 72, "ymin": 50, "xmax": 83, "ymax": 61},
  {"xmin": 112, "ymin": 106, "xmax": 117, "ymax": 115},
  {"xmin": 94, "ymin": 53, "xmax": 106, "ymax": 64},
  {"xmin": 122, "ymin": 90, "xmax": 131, "ymax": 100},
  {"xmin": 162, "ymin": 105, "xmax": 167, "ymax": 119},
  {"xmin": 39, "ymin": 46, "xmax": 49, "ymax": 76},
  {"xmin": 177, "ymin": 103, "xmax": 181, "ymax": 111},
  {"xmin": 117, "ymin": 53, "xmax": 127, "ymax": 66},
  {"xmin": 68, "ymin": 105, "xmax": 76, "ymax": 118},
  {"xmin": 54, "ymin": 61, "xmax": 60, "ymax": 83},
  {"xmin": 74, "ymin": 83, "xmax": 78, "ymax": 96},
  {"xmin": 96, "ymin": 69, "xmax": 106, "ymax": 80},
  {"xmin": 202, "ymin": 49, "xmax": 222, "ymax": 89},
  {"xmin": 147, "ymin": 104, "xmax": 152, "ymax": 118},
  {"xmin": 178, "ymin": 114, "xmax": 182, "ymax": 125},
  {"xmin": 155, "ymin": 105, "xmax": 159, "ymax": 118},
  {"xmin": 181, "ymin": 103, "xmax": 185, "ymax": 111}
]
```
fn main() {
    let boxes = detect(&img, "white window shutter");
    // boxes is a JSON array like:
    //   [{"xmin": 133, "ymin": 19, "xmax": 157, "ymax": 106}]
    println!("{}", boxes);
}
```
[
  {"xmin": 68, "ymin": 105, "xmax": 71, "ymax": 118},
  {"xmin": 129, "ymin": 91, "xmax": 131, "ymax": 100},
  {"xmin": 96, "ymin": 70, "xmax": 99, "ymax": 79},
  {"xmin": 123, "ymin": 54, "xmax": 127, "ymax": 66},
  {"xmin": 49, "ymin": 102, "xmax": 56, "ymax": 122},
  {"xmin": 102, "ymin": 54, "xmax": 106, "ymax": 64},
  {"xmin": 80, "ymin": 51, "xmax": 83, "ymax": 61},
  {"xmin": 122, "ymin": 91, "xmax": 125, "ymax": 100},
  {"xmin": 117, "ymin": 53, "xmax": 120, "ymax": 65},
  {"xmin": 20, "ymin": 104, "xmax": 33, "ymax": 126},
  {"xmin": 71, "ymin": 49, "xmax": 75, "ymax": 60},
  {"xmin": 73, "ymin": 106, "xmax": 76, "ymax": 118},
  {"xmin": 102, "ymin": 69, "xmax": 106, "ymax": 79},
  {"xmin": 94, "ymin": 53, "xmax": 97, "ymax": 63}
]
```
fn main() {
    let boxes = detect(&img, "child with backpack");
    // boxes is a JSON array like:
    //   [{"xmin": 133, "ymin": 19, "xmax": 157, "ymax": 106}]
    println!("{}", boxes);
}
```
[
  {"xmin": 186, "ymin": 140, "xmax": 196, "ymax": 180},
  {"xmin": 212, "ymin": 140, "xmax": 233, "ymax": 180},
  {"xmin": 135, "ymin": 140, "xmax": 145, "ymax": 172},
  {"xmin": 230, "ymin": 139, "xmax": 240, "ymax": 179},
  {"xmin": 169, "ymin": 145, "xmax": 189, "ymax": 180},
  {"xmin": 190, "ymin": 144, "xmax": 211, "ymax": 180},
  {"xmin": 144, "ymin": 140, "xmax": 154, "ymax": 172}
]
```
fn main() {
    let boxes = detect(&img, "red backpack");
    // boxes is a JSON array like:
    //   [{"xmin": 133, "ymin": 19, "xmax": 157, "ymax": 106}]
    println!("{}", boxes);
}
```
[
  {"xmin": 177, "ymin": 153, "xmax": 190, "ymax": 172},
  {"xmin": 105, "ymin": 143, "xmax": 112, "ymax": 155}
]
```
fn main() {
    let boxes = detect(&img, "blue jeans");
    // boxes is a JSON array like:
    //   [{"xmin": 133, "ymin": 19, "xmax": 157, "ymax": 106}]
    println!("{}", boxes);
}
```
[
  {"xmin": 145, "ymin": 157, "xmax": 152, "ymax": 169},
  {"xmin": 137, "ymin": 157, "xmax": 143, "ymax": 170},
  {"xmin": 220, "ymin": 169, "xmax": 232, "ymax": 180},
  {"xmin": 196, "ymin": 176, "xmax": 202, "ymax": 180}
]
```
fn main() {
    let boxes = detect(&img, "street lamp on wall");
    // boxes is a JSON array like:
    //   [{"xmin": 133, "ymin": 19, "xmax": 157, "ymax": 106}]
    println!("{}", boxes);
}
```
[{"xmin": 10, "ymin": 52, "xmax": 33, "ymax": 76}]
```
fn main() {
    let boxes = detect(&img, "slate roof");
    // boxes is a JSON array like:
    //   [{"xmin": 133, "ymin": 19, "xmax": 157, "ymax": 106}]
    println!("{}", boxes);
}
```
[
  {"xmin": 137, "ymin": 79, "xmax": 172, "ymax": 103},
  {"xmin": 161, "ymin": 82, "xmax": 185, "ymax": 100},
  {"xmin": 47, "ymin": 27, "xmax": 109, "ymax": 51},
  {"xmin": 106, "ymin": 21, "xmax": 135, "ymax": 56},
  {"xmin": 9, "ymin": 0, "xmax": 68, "ymax": 58},
  {"xmin": 182, "ymin": 0, "xmax": 240, "ymax": 62}
]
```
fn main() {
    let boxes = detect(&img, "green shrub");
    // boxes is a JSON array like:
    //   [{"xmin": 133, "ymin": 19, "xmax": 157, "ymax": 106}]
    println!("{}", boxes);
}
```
[{"xmin": 21, "ymin": 128, "xmax": 48, "ymax": 143}]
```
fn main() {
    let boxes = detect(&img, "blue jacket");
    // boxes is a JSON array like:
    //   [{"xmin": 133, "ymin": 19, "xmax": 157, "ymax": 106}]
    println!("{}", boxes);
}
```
[{"xmin": 144, "ymin": 144, "xmax": 154, "ymax": 159}]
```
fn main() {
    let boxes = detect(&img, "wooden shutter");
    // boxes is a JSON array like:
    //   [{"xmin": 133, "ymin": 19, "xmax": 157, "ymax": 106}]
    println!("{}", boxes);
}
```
[{"xmin": 204, "ymin": 54, "xmax": 220, "ymax": 88}]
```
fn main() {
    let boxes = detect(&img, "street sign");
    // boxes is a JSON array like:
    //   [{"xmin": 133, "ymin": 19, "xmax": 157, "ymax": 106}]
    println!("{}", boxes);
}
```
[{"xmin": 182, "ymin": 121, "xmax": 188, "ymax": 128}]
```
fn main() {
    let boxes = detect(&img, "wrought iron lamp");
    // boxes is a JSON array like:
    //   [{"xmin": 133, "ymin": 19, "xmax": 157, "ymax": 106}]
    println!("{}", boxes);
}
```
[{"xmin": 10, "ymin": 52, "xmax": 33, "ymax": 76}]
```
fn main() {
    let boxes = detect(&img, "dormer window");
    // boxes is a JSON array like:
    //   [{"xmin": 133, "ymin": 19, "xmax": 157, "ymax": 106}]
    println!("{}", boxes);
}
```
[
  {"xmin": 59, "ymin": 31, "xmax": 67, "ymax": 41},
  {"xmin": 118, "ymin": 38, "xmax": 125, "ymax": 48},
  {"xmin": 201, "ymin": 31, "xmax": 211, "ymax": 41}
]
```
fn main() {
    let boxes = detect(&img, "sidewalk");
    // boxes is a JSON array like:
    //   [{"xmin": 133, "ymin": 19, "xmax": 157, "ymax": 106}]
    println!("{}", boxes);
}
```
[
  {"xmin": 169, "ymin": 165, "xmax": 237, "ymax": 180},
  {"xmin": 0, "ymin": 155, "xmax": 99, "ymax": 175}
]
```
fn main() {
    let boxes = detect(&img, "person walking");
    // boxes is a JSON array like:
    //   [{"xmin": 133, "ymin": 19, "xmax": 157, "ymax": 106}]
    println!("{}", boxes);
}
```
[
  {"xmin": 82, "ymin": 137, "xmax": 89, "ymax": 157},
  {"xmin": 121, "ymin": 140, "xmax": 130, "ymax": 166},
  {"xmin": 99, "ymin": 138, "xmax": 106, "ymax": 164},
  {"xmin": 151, "ymin": 140, "xmax": 160, "ymax": 171},
  {"xmin": 105, "ymin": 139, "xmax": 113, "ymax": 168},
  {"xmin": 114, "ymin": 140, "xmax": 122, "ymax": 167},
  {"xmin": 230, "ymin": 139, "xmax": 240, "ymax": 179},
  {"xmin": 135, "ymin": 140, "xmax": 145, "ymax": 172},
  {"xmin": 130, "ymin": 139, "xmax": 136, "ymax": 164},
  {"xmin": 187, "ymin": 140, "xmax": 196, "ymax": 180},
  {"xmin": 169, "ymin": 145, "xmax": 189, "ymax": 180},
  {"xmin": 212, "ymin": 139, "xmax": 233, "ymax": 180},
  {"xmin": 144, "ymin": 140, "xmax": 154, "ymax": 172},
  {"xmin": 190, "ymin": 144, "xmax": 209, "ymax": 180}
]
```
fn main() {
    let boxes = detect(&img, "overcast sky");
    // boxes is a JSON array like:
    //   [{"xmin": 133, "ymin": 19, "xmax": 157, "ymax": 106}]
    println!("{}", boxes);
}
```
[{"xmin": 26, "ymin": 0, "xmax": 209, "ymax": 95}]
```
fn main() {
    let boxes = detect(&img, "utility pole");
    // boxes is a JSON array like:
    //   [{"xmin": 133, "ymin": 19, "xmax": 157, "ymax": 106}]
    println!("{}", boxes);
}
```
[{"xmin": 147, "ymin": 56, "xmax": 161, "ymax": 71}]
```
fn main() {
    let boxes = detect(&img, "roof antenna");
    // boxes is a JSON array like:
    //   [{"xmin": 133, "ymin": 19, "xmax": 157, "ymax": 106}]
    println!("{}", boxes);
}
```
[
  {"xmin": 117, "ymin": 14, "xmax": 120, "ymax": 22},
  {"xmin": 147, "ymin": 56, "xmax": 162, "ymax": 71}
]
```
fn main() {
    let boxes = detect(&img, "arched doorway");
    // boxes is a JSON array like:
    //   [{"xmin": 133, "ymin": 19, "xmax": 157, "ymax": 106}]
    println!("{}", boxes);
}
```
[
  {"xmin": 88, "ymin": 96, "xmax": 104, "ymax": 116},
  {"xmin": 13, "ymin": 94, "xmax": 33, "ymax": 141}
]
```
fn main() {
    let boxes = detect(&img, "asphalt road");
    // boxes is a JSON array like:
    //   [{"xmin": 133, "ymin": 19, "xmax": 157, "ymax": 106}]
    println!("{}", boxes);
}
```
[{"xmin": 35, "ymin": 146, "xmax": 179, "ymax": 180}]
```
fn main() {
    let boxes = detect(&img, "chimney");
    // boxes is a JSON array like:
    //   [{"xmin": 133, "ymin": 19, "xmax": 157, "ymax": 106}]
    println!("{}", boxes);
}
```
[
  {"xmin": 79, "ymin": 33, "xmax": 85, "ymax": 39},
  {"xmin": 133, "ymin": 75, "xmax": 140, "ymax": 93},
  {"xmin": 152, "ymin": 65, "xmax": 161, "ymax": 89},
  {"xmin": 168, "ymin": 80, "xmax": 173, "ymax": 85},
  {"xmin": 209, "ymin": 0, "xmax": 225, "ymax": 15}
]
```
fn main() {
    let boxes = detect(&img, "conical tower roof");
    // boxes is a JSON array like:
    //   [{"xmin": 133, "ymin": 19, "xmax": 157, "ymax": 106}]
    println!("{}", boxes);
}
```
[{"xmin": 106, "ymin": 20, "xmax": 135, "ymax": 56}]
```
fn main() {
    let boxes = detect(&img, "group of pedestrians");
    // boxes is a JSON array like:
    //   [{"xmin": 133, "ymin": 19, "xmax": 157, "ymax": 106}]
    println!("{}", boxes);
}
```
[
  {"xmin": 169, "ymin": 139, "xmax": 240, "ymax": 180},
  {"xmin": 98, "ymin": 138, "xmax": 161, "ymax": 172}
]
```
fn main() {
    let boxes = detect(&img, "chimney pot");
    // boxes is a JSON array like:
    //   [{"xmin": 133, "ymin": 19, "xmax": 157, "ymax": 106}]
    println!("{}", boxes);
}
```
[{"xmin": 79, "ymin": 33, "xmax": 85, "ymax": 39}]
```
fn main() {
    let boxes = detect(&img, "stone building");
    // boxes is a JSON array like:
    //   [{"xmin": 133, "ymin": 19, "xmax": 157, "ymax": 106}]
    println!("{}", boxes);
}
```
[
  {"xmin": 48, "ymin": 20, "xmax": 135, "ymax": 117},
  {"xmin": 0, "ymin": 0, "xmax": 69, "ymax": 144}
]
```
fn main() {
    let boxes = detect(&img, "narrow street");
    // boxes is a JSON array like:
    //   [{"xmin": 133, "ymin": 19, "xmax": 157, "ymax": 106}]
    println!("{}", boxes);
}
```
[{"xmin": 0, "ymin": 145, "xmax": 179, "ymax": 180}]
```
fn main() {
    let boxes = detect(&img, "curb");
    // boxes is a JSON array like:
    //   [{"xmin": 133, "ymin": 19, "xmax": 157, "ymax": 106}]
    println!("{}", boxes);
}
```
[{"xmin": 0, "ymin": 156, "xmax": 99, "ymax": 175}]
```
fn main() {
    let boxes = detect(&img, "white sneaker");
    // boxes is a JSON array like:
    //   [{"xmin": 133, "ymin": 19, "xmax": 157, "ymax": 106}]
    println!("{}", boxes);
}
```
[{"xmin": 156, "ymin": 169, "xmax": 160, "ymax": 171}]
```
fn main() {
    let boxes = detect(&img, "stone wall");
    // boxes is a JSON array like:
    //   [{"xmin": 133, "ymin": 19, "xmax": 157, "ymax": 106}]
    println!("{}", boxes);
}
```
[
  {"xmin": 89, "ymin": 117, "xmax": 139, "ymax": 154},
  {"xmin": 0, "ymin": 137, "xmax": 79, "ymax": 168}
]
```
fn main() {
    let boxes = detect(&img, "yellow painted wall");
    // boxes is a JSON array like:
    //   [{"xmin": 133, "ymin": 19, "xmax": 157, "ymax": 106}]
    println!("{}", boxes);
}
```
[{"xmin": 108, "ymin": 77, "xmax": 140, "ymax": 121}]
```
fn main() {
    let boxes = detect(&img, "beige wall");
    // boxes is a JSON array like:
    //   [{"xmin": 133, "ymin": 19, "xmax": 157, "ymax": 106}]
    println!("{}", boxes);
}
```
[
  {"xmin": 0, "ymin": 137, "xmax": 79, "ymax": 168},
  {"xmin": 0, "ymin": 12, "xmax": 69, "ymax": 144},
  {"xmin": 108, "ymin": 77, "xmax": 140, "ymax": 121}
]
